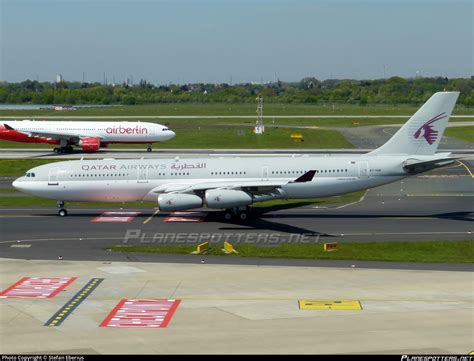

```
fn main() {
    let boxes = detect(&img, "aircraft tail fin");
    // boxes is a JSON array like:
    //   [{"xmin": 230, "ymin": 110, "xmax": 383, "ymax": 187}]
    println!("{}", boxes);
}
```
[{"xmin": 369, "ymin": 91, "xmax": 460, "ymax": 156}]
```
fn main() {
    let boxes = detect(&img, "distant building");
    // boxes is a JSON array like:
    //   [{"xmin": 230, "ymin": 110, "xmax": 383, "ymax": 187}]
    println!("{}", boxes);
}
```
[{"xmin": 56, "ymin": 74, "xmax": 64, "ymax": 83}]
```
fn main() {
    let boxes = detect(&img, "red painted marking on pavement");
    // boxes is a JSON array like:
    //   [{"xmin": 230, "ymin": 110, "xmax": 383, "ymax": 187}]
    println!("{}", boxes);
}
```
[
  {"xmin": 91, "ymin": 211, "xmax": 142, "ymax": 223},
  {"xmin": 91, "ymin": 216, "xmax": 135, "ymax": 223},
  {"xmin": 160, "ymin": 299, "xmax": 181, "ymax": 328},
  {"xmin": 171, "ymin": 211, "xmax": 208, "ymax": 217},
  {"xmin": 102, "ymin": 212, "xmax": 142, "ymax": 216},
  {"xmin": 163, "ymin": 211, "xmax": 208, "ymax": 222},
  {"xmin": 0, "ymin": 277, "xmax": 29, "ymax": 297},
  {"xmin": 100, "ymin": 299, "xmax": 181, "ymax": 328},
  {"xmin": 100, "ymin": 299, "xmax": 127, "ymax": 327},
  {"xmin": 0, "ymin": 277, "xmax": 76, "ymax": 298},
  {"xmin": 163, "ymin": 217, "xmax": 204, "ymax": 222}
]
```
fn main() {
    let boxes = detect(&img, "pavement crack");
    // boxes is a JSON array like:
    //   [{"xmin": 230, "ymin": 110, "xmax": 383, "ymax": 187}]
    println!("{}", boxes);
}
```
[{"xmin": 169, "ymin": 280, "xmax": 182, "ymax": 299}]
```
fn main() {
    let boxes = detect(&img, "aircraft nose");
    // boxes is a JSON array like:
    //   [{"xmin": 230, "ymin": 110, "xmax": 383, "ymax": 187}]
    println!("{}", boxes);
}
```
[
  {"xmin": 12, "ymin": 178, "xmax": 22, "ymax": 191},
  {"xmin": 168, "ymin": 130, "xmax": 176, "ymax": 139}
]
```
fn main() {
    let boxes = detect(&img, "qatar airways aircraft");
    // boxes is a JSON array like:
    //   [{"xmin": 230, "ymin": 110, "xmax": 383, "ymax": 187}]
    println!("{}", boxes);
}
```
[
  {"xmin": 0, "ymin": 120, "xmax": 175, "ymax": 153},
  {"xmin": 13, "ymin": 92, "xmax": 460, "ymax": 219}
]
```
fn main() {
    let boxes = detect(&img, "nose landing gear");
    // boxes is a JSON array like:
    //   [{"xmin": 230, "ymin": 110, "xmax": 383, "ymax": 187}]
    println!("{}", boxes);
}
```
[
  {"xmin": 57, "ymin": 200, "xmax": 68, "ymax": 217},
  {"xmin": 147, "ymin": 144, "xmax": 153, "ymax": 152}
]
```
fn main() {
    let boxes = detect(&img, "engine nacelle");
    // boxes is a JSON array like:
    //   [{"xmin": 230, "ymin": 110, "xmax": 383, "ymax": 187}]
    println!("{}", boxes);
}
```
[
  {"xmin": 79, "ymin": 137, "xmax": 101, "ymax": 152},
  {"xmin": 205, "ymin": 189, "xmax": 252, "ymax": 209},
  {"xmin": 158, "ymin": 193, "xmax": 203, "ymax": 212}
]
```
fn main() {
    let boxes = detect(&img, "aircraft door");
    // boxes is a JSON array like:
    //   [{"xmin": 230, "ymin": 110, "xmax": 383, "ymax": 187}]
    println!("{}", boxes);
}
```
[
  {"xmin": 48, "ymin": 167, "xmax": 59, "ymax": 185},
  {"xmin": 137, "ymin": 167, "xmax": 148, "ymax": 183},
  {"xmin": 357, "ymin": 161, "xmax": 369, "ymax": 178},
  {"xmin": 261, "ymin": 166, "xmax": 269, "ymax": 181}
]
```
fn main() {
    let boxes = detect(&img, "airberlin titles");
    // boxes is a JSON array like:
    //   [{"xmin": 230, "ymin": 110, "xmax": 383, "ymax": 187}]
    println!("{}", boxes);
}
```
[{"xmin": 105, "ymin": 125, "xmax": 148, "ymax": 135}]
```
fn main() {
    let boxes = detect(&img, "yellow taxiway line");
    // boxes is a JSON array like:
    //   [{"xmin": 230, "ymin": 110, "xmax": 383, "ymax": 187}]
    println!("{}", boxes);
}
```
[{"xmin": 143, "ymin": 208, "xmax": 160, "ymax": 225}]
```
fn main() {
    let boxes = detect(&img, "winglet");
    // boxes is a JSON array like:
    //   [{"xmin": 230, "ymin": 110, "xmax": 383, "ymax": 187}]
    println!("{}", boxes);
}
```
[{"xmin": 292, "ymin": 170, "xmax": 316, "ymax": 183}]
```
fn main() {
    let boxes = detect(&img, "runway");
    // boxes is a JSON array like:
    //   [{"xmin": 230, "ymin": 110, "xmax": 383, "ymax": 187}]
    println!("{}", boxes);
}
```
[{"xmin": 1, "ymin": 161, "xmax": 472, "ymax": 270}]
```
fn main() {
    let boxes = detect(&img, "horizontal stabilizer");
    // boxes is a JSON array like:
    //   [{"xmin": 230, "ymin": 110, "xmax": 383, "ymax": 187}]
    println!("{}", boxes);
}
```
[{"xmin": 403, "ymin": 157, "xmax": 459, "ymax": 174}]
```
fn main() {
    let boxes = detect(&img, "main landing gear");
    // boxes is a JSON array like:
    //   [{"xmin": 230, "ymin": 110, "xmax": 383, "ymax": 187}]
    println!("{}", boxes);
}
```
[
  {"xmin": 57, "ymin": 201, "xmax": 68, "ymax": 217},
  {"xmin": 223, "ymin": 206, "xmax": 250, "ymax": 221},
  {"xmin": 53, "ymin": 146, "xmax": 74, "ymax": 154},
  {"xmin": 147, "ymin": 144, "xmax": 153, "ymax": 152}
]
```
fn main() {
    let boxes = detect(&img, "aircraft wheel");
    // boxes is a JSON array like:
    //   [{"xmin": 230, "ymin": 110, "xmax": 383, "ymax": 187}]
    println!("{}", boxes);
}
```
[
  {"xmin": 53, "ymin": 147, "xmax": 60, "ymax": 153},
  {"xmin": 238, "ymin": 211, "xmax": 248, "ymax": 221},
  {"xmin": 66, "ymin": 146, "xmax": 74, "ymax": 153},
  {"xmin": 147, "ymin": 147, "xmax": 152, "ymax": 152},
  {"xmin": 60, "ymin": 147, "xmax": 67, "ymax": 154},
  {"xmin": 58, "ymin": 209, "xmax": 68, "ymax": 217},
  {"xmin": 223, "ymin": 211, "xmax": 233, "ymax": 221}
]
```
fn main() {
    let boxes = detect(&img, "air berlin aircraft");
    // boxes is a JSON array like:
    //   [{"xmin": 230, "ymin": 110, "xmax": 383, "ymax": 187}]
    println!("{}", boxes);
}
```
[{"xmin": 0, "ymin": 120, "xmax": 175, "ymax": 153}]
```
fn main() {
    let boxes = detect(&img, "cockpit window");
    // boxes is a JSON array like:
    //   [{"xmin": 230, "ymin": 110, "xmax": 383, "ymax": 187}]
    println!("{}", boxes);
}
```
[
  {"xmin": 163, "ymin": 128, "xmax": 169, "ymax": 131},
  {"xmin": 25, "ymin": 172, "xmax": 35, "ymax": 178}
]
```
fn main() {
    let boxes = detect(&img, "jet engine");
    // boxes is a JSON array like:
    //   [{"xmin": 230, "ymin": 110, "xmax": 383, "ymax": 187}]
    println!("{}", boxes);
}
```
[
  {"xmin": 205, "ymin": 189, "xmax": 252, "ymax": 209},
  {"xmin": 79, "ymin": 137, "xmax": 101, "ymax": 152},
  {"xmin": 158, "ymin": 193, "xmax": 203, "ymax": 211}
]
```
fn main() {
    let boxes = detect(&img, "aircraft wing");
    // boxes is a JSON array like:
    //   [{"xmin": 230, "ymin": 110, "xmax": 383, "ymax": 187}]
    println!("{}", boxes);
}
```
[
  {"xmin": 152, "ymin": 170, "xmax": 316, "ymax": 194},
  {"xmin": 3, "ymin": 124, "xmax": 102, "ymax": 141}
]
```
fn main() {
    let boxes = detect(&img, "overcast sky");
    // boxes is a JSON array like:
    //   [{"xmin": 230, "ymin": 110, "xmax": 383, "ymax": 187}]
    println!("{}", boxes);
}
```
[{"xmin": 1, "ymin": 0, "xmax": 472, "ymax": 84}]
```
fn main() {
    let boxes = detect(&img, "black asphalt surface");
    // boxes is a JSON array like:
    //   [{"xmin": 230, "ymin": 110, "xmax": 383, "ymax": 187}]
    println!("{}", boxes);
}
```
[{"xmin": 0, "ymin": 159, "xmax": 472, "ymax": 271}]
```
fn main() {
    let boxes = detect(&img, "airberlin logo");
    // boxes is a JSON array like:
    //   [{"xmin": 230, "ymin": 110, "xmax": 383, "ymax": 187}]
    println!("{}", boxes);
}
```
[
  {"xmin": 413, "ymin": 112, "xmax": 446, "ymax": 145},
  {"xmin": 106, "ymin": 126, "xmax": 148, "ymax": 135}
]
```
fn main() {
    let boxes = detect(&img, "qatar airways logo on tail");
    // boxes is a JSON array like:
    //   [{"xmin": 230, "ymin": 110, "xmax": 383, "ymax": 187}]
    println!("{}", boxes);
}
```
[
  {"xmin": 413, "ymin": 112, "xmax": 446, "ymax": 145},
  {"xmin": 106, "ymin": 125, "xmax": 148, "ymax": 135}
]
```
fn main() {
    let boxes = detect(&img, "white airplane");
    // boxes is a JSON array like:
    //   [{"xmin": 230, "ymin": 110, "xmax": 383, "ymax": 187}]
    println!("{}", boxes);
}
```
[
  {"xmin": 0, "ymin": 120, "xmax": 175, "ymax": 153},
  {"xmin": 13, "ymin": 92, "xmax": 460, "ymax": 219}
]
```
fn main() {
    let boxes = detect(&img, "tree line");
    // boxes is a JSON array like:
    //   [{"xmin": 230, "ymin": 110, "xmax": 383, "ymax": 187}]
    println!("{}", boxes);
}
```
[{"xmin": 0, "ymin": 76, "xmax": 472, "ymax": 106}]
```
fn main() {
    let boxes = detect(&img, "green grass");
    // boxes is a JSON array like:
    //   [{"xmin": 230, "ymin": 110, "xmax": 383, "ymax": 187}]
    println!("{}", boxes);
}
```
[
  {"xmin": 0, "ymin": 196, "xmax": 157, "ymax": 207},
  {"xmin": 108, "ymin": 240, "xmax": 473, "ymax": 263},
  {"xmin": 0, "ymin": 159, "xmax": 68, "ymax": 177},
  {"xmin": 159, "ymin": 127, "xmax": 353, "ymax": 149},
  {"xmin": 0, "ymin": 188, "xmax": 20, "ymax": 193},
  {"xmin": 0, "ymin": 125, "xmax": 354, "ymax": 149},
  {"xmin": 2, "ymin": 102, "xmax": 473, "ymax": 117},
  {"xmin": 445, "ymin": 126, "xmax": 474, "ymax": 143},
  {"xmin": 251, "ymin": 191, "xmax": 364, "ymax": 208}
]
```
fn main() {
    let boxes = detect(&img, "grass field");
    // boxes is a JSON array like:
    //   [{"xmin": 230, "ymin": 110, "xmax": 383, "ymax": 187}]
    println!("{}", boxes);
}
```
[
  {"xmin": 0, "ymin": 159, "xmax": 67, "ymax": 176},
  {"xmin": 0, "ymin": 124, "xmax": 354, "ymax": 149},
  {"xmin": 445, "ymin": 126, "xmax": 474, "ymax": 143},
  {"xmin": 0, "ymin": 197, "xmax": 156, "ymax": 207},
  {"xmin": 108, "ymin": 240, "xmax": 473, "ymax": 263},
  {"xmin": 1, "ymin": 102, "xmax": 473, "ymax": 117}
]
